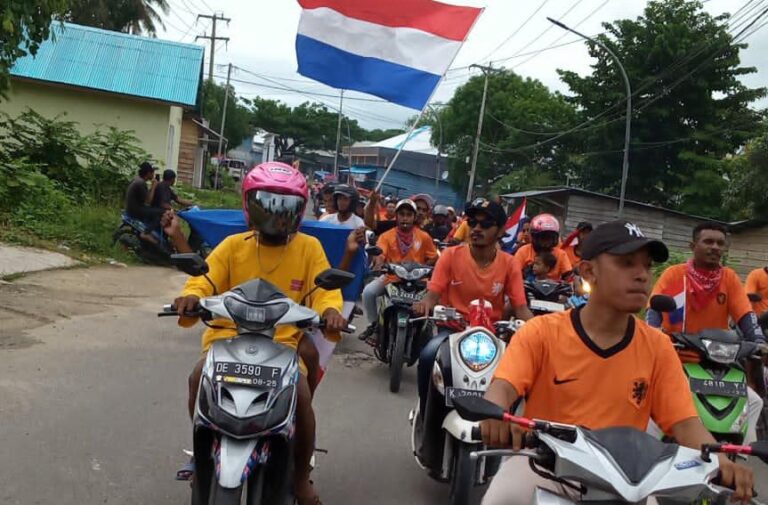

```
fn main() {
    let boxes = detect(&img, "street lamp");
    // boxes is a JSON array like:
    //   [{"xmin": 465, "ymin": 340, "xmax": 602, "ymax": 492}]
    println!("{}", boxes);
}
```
[
  {"xmin": 547, "ymin": 17, "xmax": 632, "ymax": 217},
  {"xmin": 428, "ymin": 104, "xmax": 444, "ymax": 191}
]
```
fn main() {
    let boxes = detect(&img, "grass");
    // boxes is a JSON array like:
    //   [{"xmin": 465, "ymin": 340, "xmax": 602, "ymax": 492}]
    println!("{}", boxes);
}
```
[{"xmin": 177, "ymin": 184, "xmax": 241, "ymax": 209}]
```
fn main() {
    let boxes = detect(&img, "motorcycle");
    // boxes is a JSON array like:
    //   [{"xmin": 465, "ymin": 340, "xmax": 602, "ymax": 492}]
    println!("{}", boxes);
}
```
[
  {"xmin": 370, "ymin": 261, "xmax": 434, "ymax": 393},
  {"xmin": 524, "ymin": 279, "xmax": 574, "ymax": 315},
  {"xmin": 160, "ymin": 253, "xmax": 354, "ymax": 505},
  {"xmin": 114, "ymin": 207, "xmax": 210, "ymax": 264},
  {"xmin": 410, "ymin": 301, "xmax": 525, "ymax": 505},
  {"xmin": 650, "ymin": 295, "xmax": 766, "ymax": 445},
  {"xmin": 453, "ymin": 396, "xmax": 768, "ymax": 504}
]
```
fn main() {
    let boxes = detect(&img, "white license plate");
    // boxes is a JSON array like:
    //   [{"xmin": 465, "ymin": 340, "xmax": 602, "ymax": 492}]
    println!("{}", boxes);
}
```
[
  {"xmin": 530, "ymin": 299, "xmax": 565, "ymax": 312},
  {"xmin": 445, "ymin": 387, "xmax": 485, "ymax": 407}
]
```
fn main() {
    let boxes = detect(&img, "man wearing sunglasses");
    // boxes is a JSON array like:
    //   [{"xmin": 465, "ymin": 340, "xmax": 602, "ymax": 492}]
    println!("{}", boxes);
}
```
[{"xmin": 412, "ymin": 198, "xmax": 534, "ymax": 421}]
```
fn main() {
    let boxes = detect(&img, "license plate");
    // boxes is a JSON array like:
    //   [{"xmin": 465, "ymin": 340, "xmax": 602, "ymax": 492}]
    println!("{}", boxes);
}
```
[
  {"xmin": 393, "ymin": 291, "xmax": 423, "ymax": 302},
  {"xmin": 445, "ymin": 387, "xmax": 485, "ymax": 407},
  {"xmin": 213, "ymin": 362, "xmax": 281, "ymax": 388},
  {"xmin": 689, "ymin": 378, "xmax": 747, "ymax": 398},
  {"xmin": 530, "ymin": 299, "xmax": 565, "ymax": 313}
]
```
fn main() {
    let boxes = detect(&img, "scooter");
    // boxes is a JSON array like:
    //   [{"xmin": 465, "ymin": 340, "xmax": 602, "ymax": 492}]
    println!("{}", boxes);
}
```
[
  {"xmin": 159, "ymin": 253, "xmax": 354, "ymax": 505},
  {"xmin": 454, "ymin": 396, "xmax": 768, "ymax": 504},
  {"xmin": 114, "ymin": 207, "xmax": 209, "ymax": 264},
  {"xmin": 410, "ymin": 301, "xmax": 525, "ymax": 505},
  {"xmin": 650, "ymin": 295, "xmax": 766, "ymax": 445},
  {"xmin": 524, "ymin": 279, "xmax": 573, "ymax": 315},
  {"xmin": 370, "ymin": 261, "xmax": 434, "ymax": 393}
]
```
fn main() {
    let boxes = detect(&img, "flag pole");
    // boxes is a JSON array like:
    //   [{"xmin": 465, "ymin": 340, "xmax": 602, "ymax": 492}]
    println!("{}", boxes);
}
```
[{"xmin": 333, "ymin": 90, "xmax": 344, "ymax": 177}]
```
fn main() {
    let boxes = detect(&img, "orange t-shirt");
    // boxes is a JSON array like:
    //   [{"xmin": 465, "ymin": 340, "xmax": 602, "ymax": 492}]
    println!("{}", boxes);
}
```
[
  {"xmin": 562, "ymin": 244, "xmax": 581, "ymax": 268},
  {"xmin": 452, "ymin": 220, "xmax": 469, "ymax": 242},
  {"xmin": 378, "ymin": 227, "xmax": 438, "ymax": 265},
  {"xmin": 428, "ymin": 245, "xmax": 526, "ymax": 321},
  {"xmin": 514, "ymin": 243, "xmax": 573, "ymax": 281},
  {"xmin": 745, "ymin": 267, "xmax": 768, "ymax": 315},
  {"xmin": 651, "ymin": 264, "xmax": 752, "ymax": 334},
  {"xmin": 493, "ymin": 310, "xmax": 698, "ymax": 433}
]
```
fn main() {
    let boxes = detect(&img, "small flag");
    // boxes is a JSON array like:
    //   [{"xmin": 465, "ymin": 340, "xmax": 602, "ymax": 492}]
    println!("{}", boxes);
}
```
[
  {"xmin": 501, "ymin": 198, "xmax": 527, "ymax": 246},
  {"xmin": 295, "ymin": 0, "xmax": 483, "ymax": 110},
  {"xmin": 665, "ymin": 280, "xmax": 687, "ymax": 326}
]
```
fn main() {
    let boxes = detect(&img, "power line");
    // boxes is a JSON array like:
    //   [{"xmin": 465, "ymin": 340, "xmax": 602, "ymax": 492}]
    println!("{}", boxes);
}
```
[
  {"xmin": 480, "ymin": 0, "xmax": 552, "ymax": 62},
  {"xmin": 196, "ymin": 13, "xmax": 230, "ymax": 81}
]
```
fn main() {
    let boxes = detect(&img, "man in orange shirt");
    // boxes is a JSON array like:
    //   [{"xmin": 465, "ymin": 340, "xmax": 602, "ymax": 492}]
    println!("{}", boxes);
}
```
[
  {"xmin": 561, "ymin": 221, "xmax": 593, "ymax": 267},
  {"xmin": 745, "ymin": 266, "xmax": 768, "ymax": 316},
  {"xmin": 359, "ymin": 199, "xmax": 438, "ymax": 340},
  {"xmin": 647, "ymin": 222, "xmax": 765, "ymax": 444},
  {"xmin": 480, "ymin": 220, "xmax": 754, "ymax": 505},
  {"xmin": 411, "ymin": 198, "xmax": 534, "ymax": 413},
  {"xmin": 514, "ymin": 213, "xmax": 572, "ymax": 280}
]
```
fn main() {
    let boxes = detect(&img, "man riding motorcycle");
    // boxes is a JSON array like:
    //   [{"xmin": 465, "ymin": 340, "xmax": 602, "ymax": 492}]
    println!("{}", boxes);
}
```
[
  {"xmin": 173, "ymin": 162, "xmax": 347, "ymax": 505},
  {"xmin": 561, "ymin": 221, "xmax": 593, "ymax": 267},
  {"xmin": 412, "ymin": 193, "xmax": 434, "ymax": 228},
  {"xmin": 412, "ymin": 198, "xmax": 534, "ymax": 413},
  {"xmin": 359, "ymin": 199, "xmax": 439, "ymax": 341},
  {"xmin": 479, "ymin": 220, "xmax": 754, "ymax": 505},
  {"xmin": 320, "ymin": 184, "xmax": 365, "ymax": 229},
  {"xmin": 513, "ymin": 213, "xmax": 572, "ymax": 280},
  {"xmin": 423, "ymin": 204, "xmax": 453, "ymax": 242},
  {"xmin": 647, "ymin": 221, "xmax": 766, "ymax": 444}
]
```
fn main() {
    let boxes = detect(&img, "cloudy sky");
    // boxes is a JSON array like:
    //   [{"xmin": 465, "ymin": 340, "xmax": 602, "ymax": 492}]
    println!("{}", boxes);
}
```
[{"xmin": 158, "ymin": 0, "xmax": 768, "ymax": 129}]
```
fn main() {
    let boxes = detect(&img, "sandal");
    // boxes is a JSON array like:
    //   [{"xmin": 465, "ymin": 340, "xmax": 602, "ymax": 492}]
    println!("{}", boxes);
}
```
[{"xmin": 175, "ymin": 458, "xmax": 195, "ymax": 481}]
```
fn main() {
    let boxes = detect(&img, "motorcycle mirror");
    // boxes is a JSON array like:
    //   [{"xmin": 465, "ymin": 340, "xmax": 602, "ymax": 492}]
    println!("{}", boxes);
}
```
[
  {"xmin": 314, "ymin": 268, "xmax": 355, "ymax": 290},
  {"xmin": 748, "ymin": 292, "xmax": 763, "ymax": 302},
  {"xmin": 749, "ymin": 441, "xmax": 768, "ymax": 464},
  {"xmin": 365, "ymin": 246, "xmax": 383, "ymax": 257},
  {"xmin": 453, "ymin": 396, "xmax": 505, "ymax": 422},
  {"xmin": 649, "ymin": 294, "xmax": 676, "ymax": 313},
  {"xmin": 171, "ymin": 253, "xmax": 209, "ymax": 277}
]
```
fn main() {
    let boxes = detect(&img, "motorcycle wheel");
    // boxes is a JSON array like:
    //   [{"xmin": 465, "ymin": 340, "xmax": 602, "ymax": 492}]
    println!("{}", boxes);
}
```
[
  {"xmin": 389, "ymin": 323, "xmax": 407, "ymax": 393},
  {"xmin": 210, "ymin": 481, "xmax": 243, "ymax": 505},
  {"xmin": 449, "ymin": 443, "xmax": 478, "ymax": 505}
]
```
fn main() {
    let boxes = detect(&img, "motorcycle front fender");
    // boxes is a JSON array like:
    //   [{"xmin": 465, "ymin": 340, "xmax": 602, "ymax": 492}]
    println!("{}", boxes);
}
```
[
  {"xmin": 533, "ymin": 487, "xmax": 577, "ymax": 504},
  {"xmin": 442, "ymin": 410, "xmax": 481, "ymax": 443},
  {"xmin": 217, "ymin": 437, "xmax": 260, "ymax": 489}
]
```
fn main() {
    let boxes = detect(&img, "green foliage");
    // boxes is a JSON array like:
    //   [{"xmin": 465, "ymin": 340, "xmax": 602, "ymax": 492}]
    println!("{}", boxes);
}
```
[
  {"xmin": 558, "ymin": 0, "xmax": 765, "ymax": 218},
  {"xmin": 363, "ymin": 128, "xmax": 406, "ymax": 142},
  {"xmin": 492, "ymin": 166, "xmax": 557, "ymax": 195},
  {"xmin": 0, "ymin": 1, "xmax": 70, "ymax": 98},
  {"xmin": 201, "ymin": 80, "xmax": 253, "ymax": 152},
  {"xmin": 177, "ymin": 184, "xmax": 241, "ymax": 210},
  {"xmin": 435, "ymin": 70, "xmax": 579, "ymax": 196},
  {"xmin": 724, "ymin": 131, "xmax": 768, "ymax": 220},
  {"xmin": 652, "ymin": 250, "xmax": 689, "ymax": 282},
  {"xmin": 66, "ymin": 0, "xmax": 169, "ymax": 35}
]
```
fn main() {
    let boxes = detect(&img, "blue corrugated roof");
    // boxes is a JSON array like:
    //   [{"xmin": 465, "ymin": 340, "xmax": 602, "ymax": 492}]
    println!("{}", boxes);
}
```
[{"xmin": 11, "ymin": 23, "xmax": 204, "ymax": 107}]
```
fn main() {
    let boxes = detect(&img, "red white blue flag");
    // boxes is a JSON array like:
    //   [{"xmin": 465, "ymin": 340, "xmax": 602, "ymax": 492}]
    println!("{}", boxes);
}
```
[
  {"xmin": 665, "ymin": 278, "xmax": 687, "ymax": 326},
  {"xmin": 295, "ymin": 0, "xmax": 483, "ymax": 110},
  {"xmin": 501, "ymin": 198, "xmax": 527, "ymax": 247}
]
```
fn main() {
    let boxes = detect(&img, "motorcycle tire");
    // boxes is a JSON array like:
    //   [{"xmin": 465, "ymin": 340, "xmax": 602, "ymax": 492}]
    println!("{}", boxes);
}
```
[
  {"xmin": 210, "ymin": 480, "xmax": 243, "ymax": 505},
  {"xmin": 449, "ymin": 443, "xmax": 479, "ymax": 505},
  {"xmin": 389, "ymin": 323, "xmax": 407, "ymax": 393}
]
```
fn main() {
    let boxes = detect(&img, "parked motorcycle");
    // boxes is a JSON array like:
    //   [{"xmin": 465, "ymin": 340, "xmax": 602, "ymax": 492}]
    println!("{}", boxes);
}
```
[
  {"xmin": 410, "ymin": 301, "xmax": 524, "ymax": 505},
  {"xmin": 650, "ymin": 295, "xmax": 766, "ymax": 445},
  {"xmin": 159, "ymin": 253, "xmax": 354, "ymax": 505},
  {"xmin": 454, "ymin": 396, "xmax": 768, "ymax": 504},
  {"xmin": 114, "ymin": 208, "xmax": 209, "ymax": 264},
  {"xmin": 370, "ymin": 261, "xmax": 434, "ymax": 393}
]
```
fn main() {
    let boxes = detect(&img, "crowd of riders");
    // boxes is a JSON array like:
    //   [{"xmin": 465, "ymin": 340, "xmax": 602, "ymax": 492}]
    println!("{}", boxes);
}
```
[{"xmin": 129, "ymin": 161, "xmax": 768, "ymax": 505}]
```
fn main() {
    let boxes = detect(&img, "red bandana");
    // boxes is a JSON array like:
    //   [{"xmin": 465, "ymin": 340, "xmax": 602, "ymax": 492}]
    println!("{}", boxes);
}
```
[
  {"xmin": 395, "ymin": 228, "xmax": 414, "ymax": 257},
  {"xmin": 685, "ymin": 259, "xmax": 723, "ymax": 311}
]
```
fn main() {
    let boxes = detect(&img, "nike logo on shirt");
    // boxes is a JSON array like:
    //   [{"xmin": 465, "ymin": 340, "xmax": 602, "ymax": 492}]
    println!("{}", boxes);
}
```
[
  {"xmin": 553, "ymin": 377, "xmax": 578, "ymax": 385},
  {"xmin": 450, "ymin": 280, "xmax": 463, "ymax": 286}
]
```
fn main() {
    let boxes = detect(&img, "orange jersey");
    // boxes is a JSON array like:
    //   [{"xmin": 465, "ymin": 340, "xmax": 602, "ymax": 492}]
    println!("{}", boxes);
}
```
[
  {"xmin": 452, "ymin": 220, "xmax": 469, "ymax": 242},
  {"xmin": 745, "ymin": 267, "xmax": 768, "ymax": 315},
  {"xmin": 378, "ymin": 227, "xmax": 438, "ymax": 265},
  {"xmin": 494, "ymin": 310, "xmax": 698, "ymax": 433},
  {"xmin": 562, "ymin": 244, "xmax": 581, "ymax": 268},
  {"xmin": 428, "ymin": 245, "xmax": 526, "ymax": 321},
  {"xmin": 514, "ymin": 243, "xmax": 573, "ymax": 280},
  {"xmin": 651, "ymin": 264, "xmax": 752, "ymax": 334}
]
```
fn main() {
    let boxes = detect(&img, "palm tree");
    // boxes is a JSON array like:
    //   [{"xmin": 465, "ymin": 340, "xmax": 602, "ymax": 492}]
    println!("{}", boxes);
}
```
[{"xmin": 68, "ymin": 0, "xmax": 170, "ymax": 36}]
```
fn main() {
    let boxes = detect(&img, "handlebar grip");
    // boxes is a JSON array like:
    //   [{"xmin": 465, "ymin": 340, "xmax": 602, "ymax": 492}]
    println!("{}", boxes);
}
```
[
  {"xmin": 471, "ymin": 426, "xmax": 482, "ymax": 441},
  {"xmin": 157, "ymin": 311, "xmax": 179, "ymax": 317},
  {"xmin": 343, "ymin": 324, "xmax": 357, "ymax": 334}
]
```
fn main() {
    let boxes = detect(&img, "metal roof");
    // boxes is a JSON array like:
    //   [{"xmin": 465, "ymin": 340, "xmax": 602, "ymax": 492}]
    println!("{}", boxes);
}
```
[{"xmin": 11, "ymin": 23, "xmax": 204, "ymax": 107}]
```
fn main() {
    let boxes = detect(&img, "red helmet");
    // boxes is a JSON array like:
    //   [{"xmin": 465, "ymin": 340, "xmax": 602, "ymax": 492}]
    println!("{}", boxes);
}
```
[
  {"xmin": 242, "ymin": 162, "xmax": 309, "ymax": 238},
  {"xmin": 530, "ymin": 213, "xmax": 560, "ymax": 234}
]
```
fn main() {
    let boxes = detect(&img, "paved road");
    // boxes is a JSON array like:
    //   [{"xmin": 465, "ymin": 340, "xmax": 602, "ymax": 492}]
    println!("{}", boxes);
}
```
[{"xmin": 0, "ymin": 266, "xmax": 765, "ymax": 505}]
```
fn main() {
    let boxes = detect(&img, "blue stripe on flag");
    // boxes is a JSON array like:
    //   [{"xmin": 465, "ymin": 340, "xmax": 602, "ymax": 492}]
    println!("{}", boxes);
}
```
[{"xmin": 296, "ymin": 34, "xmax": 441, "ymax": 110}]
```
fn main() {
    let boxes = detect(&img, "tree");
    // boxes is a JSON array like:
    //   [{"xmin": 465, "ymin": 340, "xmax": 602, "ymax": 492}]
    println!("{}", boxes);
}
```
[
  {"xmin": 363, "ymin": 128, "xmax": 405, "ymax": 142},
  {"xmin": 724, "ymin": 130, "xmax": 768, "ymax": 220},
  {"xmin": 559, "ymin": 0, "xmax": 765, "ymax": 218},
  {"xmin": 435, "ymin": 70, "xmax": 580, "ymax": 196},
  {"xmin": 67, "ymin": 0, "xmax": 169, "ymax": 36},
  {"xmin": 1, "ymin": 1, "xmax": 70, "ymax": 98},
  {"xmin": 200, "ymin": 80, "xmax": 253, "ymax": 153}
]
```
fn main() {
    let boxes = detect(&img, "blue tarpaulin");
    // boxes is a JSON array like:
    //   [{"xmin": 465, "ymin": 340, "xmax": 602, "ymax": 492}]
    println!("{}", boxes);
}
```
[{"xmin": 179, "ymin": 208, "xmax": 366, "ymax": 300}]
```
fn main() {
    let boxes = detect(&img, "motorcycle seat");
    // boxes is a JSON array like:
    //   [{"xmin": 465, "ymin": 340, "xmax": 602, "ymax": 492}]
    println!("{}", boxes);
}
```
[{"xmin": 583, "ymin": 426, "xmax": 677, "ymax": 485}]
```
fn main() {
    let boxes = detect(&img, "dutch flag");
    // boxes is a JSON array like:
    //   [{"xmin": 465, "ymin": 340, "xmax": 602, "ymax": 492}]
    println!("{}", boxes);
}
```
[
  {"xmin": 295, "ymin": 0, "xmax": 483, "ymax": 110},
  {"xmin": 501, "ymin": 198, "xmax": 527, "ymax": 247},
  {"xmin": 667, "ymin": 280, "xmax": 687, "ymax": 326}
]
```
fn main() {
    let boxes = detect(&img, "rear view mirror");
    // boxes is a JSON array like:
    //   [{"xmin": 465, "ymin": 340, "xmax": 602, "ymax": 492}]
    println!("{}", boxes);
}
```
[
  {"xmin": 650, "ymin": 295, "xmax": 676, "ymax": 313},
  {"xmin": 315, "ymin": 269, "xmax": 355, "ymax": 290},
  {"xmin": 453, "ymin": 396, "xmax": 505, "ymax": 422},
  {"xmin": 171, "ymin": 253, "xmax": 209, "ymax": 277},
  {"xmin": 748, "ymin": 293, "xmax": 762, "ymax": 303},
  {"xmin": 365, "ymin": 246, "xmax": 383, "ymax": 257}
]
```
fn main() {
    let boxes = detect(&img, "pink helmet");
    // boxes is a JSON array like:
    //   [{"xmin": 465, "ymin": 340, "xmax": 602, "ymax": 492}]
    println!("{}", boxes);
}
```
[
  {"xmin": 242, "ymin": 162, "xmax": 309, "ymax": 238},
  {"xmin": 530, "ymin": 213, "xmax": 560, "ymax": 234}
]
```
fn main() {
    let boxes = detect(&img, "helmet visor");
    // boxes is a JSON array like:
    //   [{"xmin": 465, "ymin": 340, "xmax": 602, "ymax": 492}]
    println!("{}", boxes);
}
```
[{"xmin": 247, "ymin": 190, "xmax": 305, "ymax": 237}]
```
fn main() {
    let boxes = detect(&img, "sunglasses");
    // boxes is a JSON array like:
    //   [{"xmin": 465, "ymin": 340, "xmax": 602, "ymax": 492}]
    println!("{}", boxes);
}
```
[{"xmin": 468, "ymin": 218, "xmax": 496, "ymax": 229}]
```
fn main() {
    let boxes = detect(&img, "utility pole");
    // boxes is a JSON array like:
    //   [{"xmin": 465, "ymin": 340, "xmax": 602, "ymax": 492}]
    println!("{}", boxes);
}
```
[
  {"xmin": 466, "ymin": 63, "xmax": 494, "ymax": 201},
  {"xmin": 333, "ymin": 90, "xmax": 344, "ymax": 176},
  {"xmin": 196, "ymin": 13, "xmax": 231, "ymax": 81},
  {"xmin": 214, "ymin": 63, "xmax": 232, "ymax": 189}
]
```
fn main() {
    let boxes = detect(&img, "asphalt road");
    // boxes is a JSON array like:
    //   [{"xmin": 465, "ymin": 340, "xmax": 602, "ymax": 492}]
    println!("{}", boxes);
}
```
[{"xmin": 0, "ymin": 265, "xmax": 766, "ymax": 505}]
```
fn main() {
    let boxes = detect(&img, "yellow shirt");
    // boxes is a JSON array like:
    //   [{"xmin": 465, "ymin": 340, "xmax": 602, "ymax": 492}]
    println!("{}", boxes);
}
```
[
  {"xmin": 180, "ymin": 231, "xmax": 343, "ymax": 354},
  {"xmin": 453, "ymin": 220, "xmax": 469, "ymax": 242}
]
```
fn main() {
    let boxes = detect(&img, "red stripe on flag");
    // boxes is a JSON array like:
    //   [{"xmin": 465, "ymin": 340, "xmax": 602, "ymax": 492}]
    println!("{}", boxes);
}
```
[
  {"xmin": 297, "ymin": 0, "xmax": 482, "ymax": 42},
  {"xmin": 504, "ymin": 198, "xmax": 526, "ymax": 231}
]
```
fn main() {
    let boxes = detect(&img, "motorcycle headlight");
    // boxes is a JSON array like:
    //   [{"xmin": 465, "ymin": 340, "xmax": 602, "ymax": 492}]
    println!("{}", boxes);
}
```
[
  {"xmin": 701, "ymin": 339, "xmax": 740, "ymax": 364},
  {"xmin": 432, "ymin": 361, "xmax": 445, "ymax": 395},
  {"xmin": 408, "ymin": 268, "xmax": 432, "ymax": 280},
  {"xmin": 223, "ymin": 298, "xmax": 289, "ymax": 333},
  {"xmin": 391, "ymin": 265, "xmax": 409, "ymax": 279},
  {"xmin": 581, "ymin": 280, "xmax": 592, "ymax": 295},
  {"xmin": 459, "ymin": 332, "xmax": 498, "ymax": 372}
]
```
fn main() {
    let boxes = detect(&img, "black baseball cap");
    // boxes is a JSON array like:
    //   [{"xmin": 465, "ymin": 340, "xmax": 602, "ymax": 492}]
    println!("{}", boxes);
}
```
[
  {"xmin": 465, "ymin": 198, "xmax": 507, "ymax": 228},
  {"xmin": 580, "ymin": 220, "xmax": 669, "ymax": 262}
]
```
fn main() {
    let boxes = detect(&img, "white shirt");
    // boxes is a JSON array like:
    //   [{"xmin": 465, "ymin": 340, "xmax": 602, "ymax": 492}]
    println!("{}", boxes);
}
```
[{"xmin": 320, "ymin": 213, "xmax": 365, "ymax": 230}]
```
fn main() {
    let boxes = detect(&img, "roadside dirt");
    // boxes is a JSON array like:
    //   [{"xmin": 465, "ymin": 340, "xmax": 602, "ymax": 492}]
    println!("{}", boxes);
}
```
[{"xmin": 0, "ymin": 265, "xmax": 185, "ymax": 350}]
